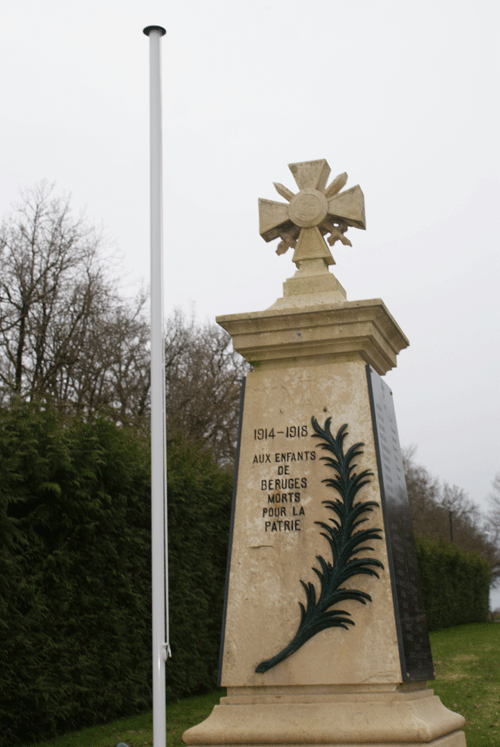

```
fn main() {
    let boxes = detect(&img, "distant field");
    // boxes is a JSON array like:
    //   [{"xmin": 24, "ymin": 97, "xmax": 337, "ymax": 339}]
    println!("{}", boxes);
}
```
[{"xmin": 21, "ymin": 623, "xmax": 498, "ymax": 747}]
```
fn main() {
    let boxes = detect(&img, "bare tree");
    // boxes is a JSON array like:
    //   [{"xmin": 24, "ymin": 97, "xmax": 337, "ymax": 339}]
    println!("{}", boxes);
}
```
[
  {"xmin": 164, "ymin": 309, "xmax": 250, "ymax": 464},
  {"xmin": 0, "ymin": 183, "xmax": 109, "ymax": 403},
  {"xmin": 0, "ymin": 183, "xmax": 154, "ymax": 427},
  {"xmin": 485, "ymin": 473, "xmax": 500, "ymax": 584},
  {"xmin": 0, "ymin": 184, "xmax": 249, "ymax": 460},
  {"xmin": 59, "ymin": 292, "xmax": 151, "ymax": 426},
  {"xmin": 402, "ymin": 446, "xmax": 442, "ymax": 536},
  {"xmin": 487, "ymin": 473, "xmax": 500, "ymax": 532}
]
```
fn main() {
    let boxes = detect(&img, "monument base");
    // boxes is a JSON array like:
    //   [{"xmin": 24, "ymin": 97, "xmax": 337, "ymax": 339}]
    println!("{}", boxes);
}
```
[{"xmin": 182, "ymin": 684, "xmax": 466, "ymax": 746}]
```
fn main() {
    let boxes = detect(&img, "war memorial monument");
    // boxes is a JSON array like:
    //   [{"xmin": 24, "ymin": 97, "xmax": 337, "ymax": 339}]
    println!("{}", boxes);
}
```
[{"xmin": 183, "ymin": 159, "xmax": 467, "ymax": 746}]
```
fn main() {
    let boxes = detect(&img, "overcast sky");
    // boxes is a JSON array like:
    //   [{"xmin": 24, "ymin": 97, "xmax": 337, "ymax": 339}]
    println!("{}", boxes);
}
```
[{"xmin": 1, "ymin": 1, "xmax": 499, "ymax": 599}]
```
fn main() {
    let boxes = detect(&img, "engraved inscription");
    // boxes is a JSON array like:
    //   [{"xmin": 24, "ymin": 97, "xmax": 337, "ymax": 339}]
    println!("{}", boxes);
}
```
[
  {"xmin": 254, "ymin": 424, "xmax": 309, "ymax": 440},
  {"xmin": 251, "ymin": 424, "xmax": 312, "ymax": 533},
  {"xmin": 255, "ymin": 418, "xmax": 382, "ymax": 674}
]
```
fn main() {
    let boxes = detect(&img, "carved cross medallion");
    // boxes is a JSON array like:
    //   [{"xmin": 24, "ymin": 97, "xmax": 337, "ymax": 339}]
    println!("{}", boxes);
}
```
[{"xmin": 259, "ymin": 159, "xmax": 366, "ymax": 267}]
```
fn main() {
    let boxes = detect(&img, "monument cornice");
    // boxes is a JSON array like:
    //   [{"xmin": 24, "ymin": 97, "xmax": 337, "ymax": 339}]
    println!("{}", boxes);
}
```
[{"xmin": 217, "ymin": 298, "xmax": 409, "ymax": 375}]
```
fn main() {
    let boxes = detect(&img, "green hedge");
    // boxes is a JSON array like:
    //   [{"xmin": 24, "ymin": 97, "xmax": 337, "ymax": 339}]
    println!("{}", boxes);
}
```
[
  {"xmin": 415, "ymin": 536, "xmax": 490, "ymax": 631},
  {"xmin": 0, "ymin": 402, "xmax": 232, "ymax": 746}
]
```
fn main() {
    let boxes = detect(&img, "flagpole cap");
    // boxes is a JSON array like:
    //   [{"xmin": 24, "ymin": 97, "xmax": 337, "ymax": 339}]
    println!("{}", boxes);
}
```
[{"xmin": 143, "ymin": 25, "xmax": 166, "ymax": 36}]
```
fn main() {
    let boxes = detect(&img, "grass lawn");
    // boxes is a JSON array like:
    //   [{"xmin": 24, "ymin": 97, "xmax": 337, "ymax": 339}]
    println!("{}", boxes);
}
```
[
  {"xmin": 19, "ymin": 691, "xmax": 222, "ymax": 747},
  {"xmin": 21, "ymin": 623, "xmax": 498, "ymax": 747},
  {"xmin": 429, "ymin": 623, "xmax": 499, "ymax": 746}
]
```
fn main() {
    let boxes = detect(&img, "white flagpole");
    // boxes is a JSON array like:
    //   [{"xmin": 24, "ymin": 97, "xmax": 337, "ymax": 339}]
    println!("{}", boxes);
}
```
[{"xmin": 143, "ymin": 24, "xmax": 169, "ymax": 747}]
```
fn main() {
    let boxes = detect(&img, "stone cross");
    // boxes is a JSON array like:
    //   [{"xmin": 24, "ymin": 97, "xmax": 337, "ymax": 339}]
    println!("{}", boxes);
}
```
[{"xmin": 259, "ymin": 158, "xmax": 366, "ymax": 267}]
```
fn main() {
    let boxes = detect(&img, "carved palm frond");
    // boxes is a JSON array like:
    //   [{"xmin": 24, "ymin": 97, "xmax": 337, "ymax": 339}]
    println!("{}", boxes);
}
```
[{"xmin": 255, "ymin": 418, "xmax": 383, "ymax": 674}]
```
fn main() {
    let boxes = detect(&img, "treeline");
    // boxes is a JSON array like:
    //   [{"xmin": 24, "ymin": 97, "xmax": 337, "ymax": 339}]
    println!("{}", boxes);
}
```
[
  {"xmin": 403, "ymin": 448, "xmax": 500, "ymax": 591},
  {"xmin": 0, "ymin": 183, "xmax": 248, "ymax": 463}
]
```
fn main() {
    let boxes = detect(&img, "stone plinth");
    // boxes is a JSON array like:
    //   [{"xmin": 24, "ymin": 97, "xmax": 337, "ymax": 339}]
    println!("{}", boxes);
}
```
[{"xmin": 184, "ymin": 684, "xmax": 466, "ymax": 746}]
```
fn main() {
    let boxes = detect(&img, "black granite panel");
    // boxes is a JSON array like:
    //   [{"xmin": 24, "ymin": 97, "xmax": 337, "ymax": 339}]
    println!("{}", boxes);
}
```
[{"xmin": 366, "ymin": 365, "xmax": 434, "ymax": 682}]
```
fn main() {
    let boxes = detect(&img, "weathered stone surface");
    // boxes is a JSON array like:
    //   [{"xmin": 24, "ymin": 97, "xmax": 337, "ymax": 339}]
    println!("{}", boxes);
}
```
[
  {"xmin": 258, "ymin": 159, "xmax": 365, "ymax": 262},
  {"xmin": 218, "ymin": 357, "xmax": 400, "ymax": 687},
  {"xmin": 217, "ymin": 299, "xmax": 409, "ymax": 375},
  {"xmin": 184, "ymin": 684, "xmax": 466, "ymax": 745}
]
